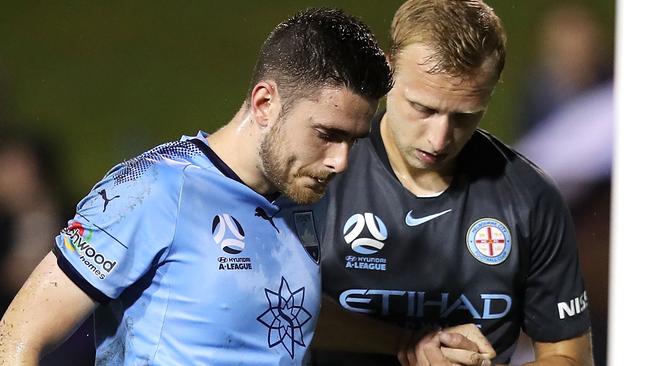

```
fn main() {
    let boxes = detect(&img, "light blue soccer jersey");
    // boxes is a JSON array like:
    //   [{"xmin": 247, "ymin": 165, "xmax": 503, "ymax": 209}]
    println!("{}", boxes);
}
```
[{"xmin": 53, "ymin": 132, "xmax": 321, "ymax": 365}]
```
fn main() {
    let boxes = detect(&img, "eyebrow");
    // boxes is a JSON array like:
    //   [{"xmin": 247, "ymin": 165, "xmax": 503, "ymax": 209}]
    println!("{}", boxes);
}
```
[
  {"xmin": 313, "ymin": 122, "xmax": 369, "ymax": 140},
  {"xmin": 408, "ymin": 98, "xmax": 485, "ymax": 115},
  {"xmin": 409, "ymin": 100, "xmax": 437, "ymax": 111},
  {"xmin": 403, "ymin": 93, "xmax": 439, "ymax": 110}
]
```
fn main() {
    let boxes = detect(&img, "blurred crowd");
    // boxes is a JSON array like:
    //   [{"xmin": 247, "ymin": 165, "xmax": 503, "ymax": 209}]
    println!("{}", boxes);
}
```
[
  {"xmin": 511, "ymin": 4, "xmax": 613, "ymax": 365},
  {"xmin": 0, "ymin": 63, "xmax": 95, "ymax": 366}
]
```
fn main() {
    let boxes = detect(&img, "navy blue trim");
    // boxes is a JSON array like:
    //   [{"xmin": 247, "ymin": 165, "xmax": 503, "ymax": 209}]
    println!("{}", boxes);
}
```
[
  {"xmin": 369, "ymin": 110, "xmax": 395, "ymax": 178},
  {"xmin": 189, "ymin": 138, "xmax": 245, "ymax": 184},
  {"xmin": 264, "ymin": 191, "xmax": 281, "ymax": 202},
  {"xmin": 52, "ymin": 246, "xmax": 112, "ymax": 304},
  {"xmin": 76, "ymin": 212, "xmax": 128, "ymax": 249},
  {"xmin": 189, "ymin": 138, "xmax": 280, "ymax": 202}
]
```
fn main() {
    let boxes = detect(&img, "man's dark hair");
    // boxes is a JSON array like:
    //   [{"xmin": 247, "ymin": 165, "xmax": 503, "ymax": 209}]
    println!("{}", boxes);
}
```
[{"xmin": 246, "ymin": 8, "xmax": 393, "ymax": 110}]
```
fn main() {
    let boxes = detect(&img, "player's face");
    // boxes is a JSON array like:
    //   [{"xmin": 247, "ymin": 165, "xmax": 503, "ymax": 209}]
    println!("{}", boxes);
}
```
[
  {"xmin": 260, "ymin": 87, "xmax": 376, "ymax": 204},
  {"xmin": 384, "ymin": 43, "xmax": 497, "ymax": 175}
]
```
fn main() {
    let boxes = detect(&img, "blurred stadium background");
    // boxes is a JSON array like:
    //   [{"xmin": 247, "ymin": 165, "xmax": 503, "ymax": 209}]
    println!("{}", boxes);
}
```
[{"xmin": 0, "ymin": 1, "xmax": 615, "ymax": 365}]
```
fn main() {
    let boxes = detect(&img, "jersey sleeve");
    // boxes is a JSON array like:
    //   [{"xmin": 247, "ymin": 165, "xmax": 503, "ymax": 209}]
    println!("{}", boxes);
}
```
[
  {"xmin": 53, "ymin": 161, "xmax": 183, "ymax": 303},
  {"xmin": 523, "ymin": 182, "xmax": 591, "ymax": 342}
]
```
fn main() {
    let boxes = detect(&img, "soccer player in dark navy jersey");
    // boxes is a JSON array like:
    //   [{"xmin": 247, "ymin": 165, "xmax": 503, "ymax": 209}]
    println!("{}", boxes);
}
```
[
  {"xmin": 0, "ymin": 9, "xmax": 393, "ymax": 365},
  {"xmin": 305, "ymin": 1, "xmax": 593, "ymax": 365}
]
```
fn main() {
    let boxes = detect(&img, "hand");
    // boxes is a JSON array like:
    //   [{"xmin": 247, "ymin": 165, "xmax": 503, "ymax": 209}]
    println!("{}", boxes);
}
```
[
  {"xmin": 441, "ymin": 324, "xmax": 496, "ymax": 364},
  {"xmin": 397, "ymin": 324, "xmax": 495, "ymax": 366}
]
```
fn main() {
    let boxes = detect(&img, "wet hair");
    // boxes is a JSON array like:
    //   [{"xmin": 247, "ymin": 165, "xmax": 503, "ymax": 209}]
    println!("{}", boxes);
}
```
[
  {"xmin": 246, "ymin": 8, "xmax": 393, "ymax": 110},
  {"xmin": 390, "ymin": 0, "xmax": 506, "ymax": 79}
]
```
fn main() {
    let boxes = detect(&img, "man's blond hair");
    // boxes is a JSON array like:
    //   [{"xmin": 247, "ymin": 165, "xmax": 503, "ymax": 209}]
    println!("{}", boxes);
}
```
[{"xmin": 390, "ymin": 0, "xmax": 506, "ymax": 79}]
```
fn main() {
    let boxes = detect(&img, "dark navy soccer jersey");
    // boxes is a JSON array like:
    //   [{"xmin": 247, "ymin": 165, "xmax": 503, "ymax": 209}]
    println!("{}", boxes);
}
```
[
  {"xmin": 307, "ymin": 113, "xmax": 590, "ymax": 364},
  {"xmin": 53, "ymin": 132, "xmax": 320, "ymax": 365}
]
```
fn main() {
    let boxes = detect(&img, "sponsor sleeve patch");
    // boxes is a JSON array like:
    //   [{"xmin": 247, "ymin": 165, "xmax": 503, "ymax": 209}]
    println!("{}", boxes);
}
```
[{"xmin": 54, "ymin": 164, "xmax": 180, "ymax": 299}]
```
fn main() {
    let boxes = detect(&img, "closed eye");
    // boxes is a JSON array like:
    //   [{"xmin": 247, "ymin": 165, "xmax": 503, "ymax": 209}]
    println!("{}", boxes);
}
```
[
  {"xmin": 451, "ymin": 111, "xmax": 484, "ymax": 125},
  {"xmin": 315, "ymin": 127, "xmax": 364, "ymax": 145},
  {"xmin": 409, "ymin": 101, "xmax": 438, "ymax": 116},
  {"xmin": 316, "ymin": 129, "xmax": 340, "ymax": 143}
]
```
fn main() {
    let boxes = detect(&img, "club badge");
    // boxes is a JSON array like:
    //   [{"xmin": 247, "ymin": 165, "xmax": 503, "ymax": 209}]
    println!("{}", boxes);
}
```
[
  {"xmin": 466, "ymin": 218, "xmax": 512, "ymax": 265},
  {"xmin": 293, "ymin": 211, "xmax": 320, "ymax": 263}
]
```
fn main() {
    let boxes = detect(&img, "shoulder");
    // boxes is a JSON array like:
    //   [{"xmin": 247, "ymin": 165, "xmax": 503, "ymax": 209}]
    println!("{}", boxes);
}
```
[
  {"xmin": 76, "ymin": 140, "xmax": 203, "ymax": 223},
  {"xmin": 462, "ymin": 130, "xmax": 564, "ymax": 204},
  {"xmin": 338, "ymin": 134, "xmax": 386, "ymax": 181},
  {"xmin": 348, "ymin": 136, "xmax": 376, "ymax": 166},
  {"xmin": 110, "ymin": 139, "xmax": 203, "ymax": 184}
]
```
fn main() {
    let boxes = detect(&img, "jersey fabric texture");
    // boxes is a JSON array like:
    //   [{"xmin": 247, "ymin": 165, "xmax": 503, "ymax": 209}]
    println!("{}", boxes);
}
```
[
  {"xmin": 307, "ymin": 113, "xmax": 590, "ymax": 365},
  {"xmin": 53, "ymin": 131, "xmax": 320, "ymax": 365}
]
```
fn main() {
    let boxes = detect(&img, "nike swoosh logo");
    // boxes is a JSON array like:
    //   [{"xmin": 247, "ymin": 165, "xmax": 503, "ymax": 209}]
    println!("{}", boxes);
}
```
[{"xmin": 405, "ymin": 209, "xmax": 453, "ymax": 227}]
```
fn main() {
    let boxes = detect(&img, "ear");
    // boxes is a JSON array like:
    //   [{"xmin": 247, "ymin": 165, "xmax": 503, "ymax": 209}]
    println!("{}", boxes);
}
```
[{"xmin": 250, "ymin": 81, "xmax": 281, "ymax": 129}]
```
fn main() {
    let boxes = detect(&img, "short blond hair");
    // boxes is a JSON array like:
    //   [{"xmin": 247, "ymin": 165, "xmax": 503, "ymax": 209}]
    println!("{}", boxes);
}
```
[{"xmin": 390, "ymin": 0, "xmax": 506, "ymax": 79}]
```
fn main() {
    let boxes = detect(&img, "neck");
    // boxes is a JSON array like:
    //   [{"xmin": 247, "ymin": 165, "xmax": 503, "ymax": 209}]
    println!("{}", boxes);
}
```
[
  {"xmin": 380, "ymin": 114, "xmax": 454, "ymax": 196},
  {"xmin": 206, "ymin": 105, "xmax": 276, "ymax": 196}
]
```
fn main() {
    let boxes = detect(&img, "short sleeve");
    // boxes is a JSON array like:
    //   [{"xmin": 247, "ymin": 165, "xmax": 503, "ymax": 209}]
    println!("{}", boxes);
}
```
[
  {"xmin": 53, "ymin": 161, "xmax": 183, "ymax": 303},
  {"xmin": 523, "ymin": 184, "xmax": 591, "ymax": 341}
]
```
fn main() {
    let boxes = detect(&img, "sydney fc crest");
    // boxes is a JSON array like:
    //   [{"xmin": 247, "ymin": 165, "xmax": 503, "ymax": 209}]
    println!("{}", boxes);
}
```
[
  {"xmin": 293, "ymin": 211, "xmax": 320, "ymax": 263},
  {"xmin": 466, "ymin": 218, "xmax": 512, "ymax": 265}
]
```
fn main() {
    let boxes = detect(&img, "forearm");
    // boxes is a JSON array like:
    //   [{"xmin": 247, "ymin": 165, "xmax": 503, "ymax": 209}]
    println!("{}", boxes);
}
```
[
  {"xmin": 524, "ymin": 356, "xmax": 590, "ymax": 366},
  {"xmin": 312, "ymin": 296, "xmax": 404, "ymax": 354},
  {"xmin": 312, "ymin": 297, "xmax": 498, "ymax": 360},
  {"xmin": 0, "ymin": 278, "xmax": 55, "ymax": 364},
  {"xmin": 0, "ymin": 253, "xmax": 97, "ymax": 364},
  {"xmin": 527, "ymin": 333, "xmax": 594, "ymax": 366},
  {"xmin": 0, "ymin": 329, "xmax": 41, "ymax": 365}
]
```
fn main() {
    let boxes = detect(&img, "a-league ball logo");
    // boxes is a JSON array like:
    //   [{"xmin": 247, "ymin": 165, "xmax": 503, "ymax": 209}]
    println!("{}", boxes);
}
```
[
  {"xmin": 212, "ymin": 214, "xmax": 245, "ymax": 254},
  {"xmin": 343, "ymin": 212, "xmax": 388, "ymax": 255}
]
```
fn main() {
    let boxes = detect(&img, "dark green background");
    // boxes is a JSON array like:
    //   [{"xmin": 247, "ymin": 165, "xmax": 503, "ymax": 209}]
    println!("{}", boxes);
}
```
[{"xmin": 0, "ymin": 1, "xmax": 614, "ymax": 199}]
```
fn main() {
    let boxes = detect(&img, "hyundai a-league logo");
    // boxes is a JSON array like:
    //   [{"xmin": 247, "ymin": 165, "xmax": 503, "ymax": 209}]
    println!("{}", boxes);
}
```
[
  {"xmin": 343, "ymin": 213, "xmax": 388, "ymax": 255},
  {"xmin": 257, "ymin": 277, "xmax": 312, "ymax": 359},
  {"xmin": 212, "ymin": 214, "xmax": 245, "ymax": 254},
  {"xmin": 466, "ymin": 218, "xmax": 512, "ymax": 265}
]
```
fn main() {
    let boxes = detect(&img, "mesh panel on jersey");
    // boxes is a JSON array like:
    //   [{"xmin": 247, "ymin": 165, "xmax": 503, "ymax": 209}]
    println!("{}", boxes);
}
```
[{"xmin": 113, "ymin": 141, "xmax": 201, "ymax": 185}]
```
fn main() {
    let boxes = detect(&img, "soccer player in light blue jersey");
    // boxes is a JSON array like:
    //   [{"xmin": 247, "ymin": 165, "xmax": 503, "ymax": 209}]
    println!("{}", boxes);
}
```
[{"xmin": 0, "ymin": 8, "xmax": 392, "ymax": 365}]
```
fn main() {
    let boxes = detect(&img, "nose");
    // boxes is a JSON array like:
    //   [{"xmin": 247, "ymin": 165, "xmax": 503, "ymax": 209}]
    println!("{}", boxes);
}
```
[
  {"xmin": 427, "ymin": 114, "xmax": 452, "ymax": 153},
  {"xmin": 323, "ymin": 142, "xmax": 350, "ymax": 174}
]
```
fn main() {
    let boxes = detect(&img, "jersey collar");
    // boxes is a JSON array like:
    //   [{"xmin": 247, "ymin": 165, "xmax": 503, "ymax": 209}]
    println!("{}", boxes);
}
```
[
  {"xmin": 186, "ymin": 131, "xmax": 281, "ymax": 203},
  {"xmin": 369, "ymin": 110, "xmax": 392, "ymax": 172}
]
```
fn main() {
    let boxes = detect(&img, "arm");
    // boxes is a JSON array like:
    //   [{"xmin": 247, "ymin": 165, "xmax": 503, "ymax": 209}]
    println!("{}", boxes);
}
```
[
  {"xmin": 0, "ymin": 252, "xmax": 97, "ymax": 365},
  {"xmin": 313, "ymin": 296, "xmax": 495, "ymax": 365},
  {"xmin": 525, "ymin": 332, "xmax": 593, "ymax": 366},
  {"xmin": 312, "ymin": 295, "xmax": 403, "ymax": 354},
  {"xmin": 522, "ymin": 182, "xmax": 592, "ymax": 364}
]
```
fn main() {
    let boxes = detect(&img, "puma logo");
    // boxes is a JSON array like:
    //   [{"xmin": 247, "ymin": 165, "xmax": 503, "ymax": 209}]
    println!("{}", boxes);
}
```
[
  {"xmin": 255, "ymin": 207, "xmax": 279, "ymax": 233},
  {"xmin": 98, "ymin": 189, "xmax": 120, "ymax": 212}
]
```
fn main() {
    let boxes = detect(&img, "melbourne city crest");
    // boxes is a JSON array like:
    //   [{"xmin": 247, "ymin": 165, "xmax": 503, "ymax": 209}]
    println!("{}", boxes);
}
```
[{"xmin": 466, "ymin": 218, "xmax": 512, "ymax": 265}]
